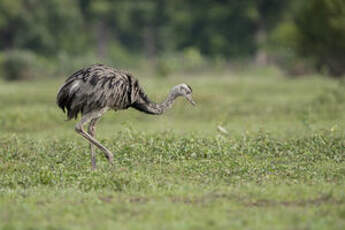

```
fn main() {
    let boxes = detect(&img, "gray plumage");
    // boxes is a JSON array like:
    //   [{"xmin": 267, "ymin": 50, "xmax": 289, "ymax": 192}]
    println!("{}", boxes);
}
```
[{"xmin": 57, "ymin": 64, "xmax": 195, "ymax": 169}]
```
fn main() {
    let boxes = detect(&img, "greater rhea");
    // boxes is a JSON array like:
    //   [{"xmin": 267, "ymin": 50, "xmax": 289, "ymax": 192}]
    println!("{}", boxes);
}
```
[{"xmin": 57, "ymin": 64, "xmax": 195, "ymax": 169}]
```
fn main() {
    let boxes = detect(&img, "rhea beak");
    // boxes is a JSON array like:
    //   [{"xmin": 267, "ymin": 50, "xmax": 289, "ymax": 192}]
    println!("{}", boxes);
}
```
[{"xmin": 186, "ymin": 94, "xmax": 196, "ymax": 106}]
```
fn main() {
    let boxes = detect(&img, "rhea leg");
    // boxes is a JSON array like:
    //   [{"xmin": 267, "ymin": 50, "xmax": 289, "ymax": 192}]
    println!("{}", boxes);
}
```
[
  {"xmin": 75, "ymin": 112, "xmax": 114, "ymax": 166},
  {"xmin": 87, "ymin": 117, "xmax": 100, "ymax": 169}
]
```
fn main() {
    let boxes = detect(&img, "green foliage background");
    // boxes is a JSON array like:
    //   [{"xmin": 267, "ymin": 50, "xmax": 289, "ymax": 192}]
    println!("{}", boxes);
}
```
[{"xmin": 0, "ymin": 0, "xmax": 344, "ymax": 78}]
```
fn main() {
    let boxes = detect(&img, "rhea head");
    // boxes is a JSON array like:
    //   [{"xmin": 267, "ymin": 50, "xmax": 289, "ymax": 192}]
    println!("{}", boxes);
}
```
[{"xmin": 172, "ymin": 83, "xmax": 196, "ymax": 106}]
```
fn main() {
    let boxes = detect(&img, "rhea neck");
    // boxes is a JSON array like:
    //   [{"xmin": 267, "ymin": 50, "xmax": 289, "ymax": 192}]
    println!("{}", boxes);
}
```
[{"xmin": 131, "ymin": 87, "xmax": 179, "ymax": 115}]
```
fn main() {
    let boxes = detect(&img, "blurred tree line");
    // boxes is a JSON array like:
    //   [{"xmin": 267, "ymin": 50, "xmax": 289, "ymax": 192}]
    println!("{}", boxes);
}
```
[{"xmin": 0, "ymin": 0, "xmax": 344, "ymax": 80}]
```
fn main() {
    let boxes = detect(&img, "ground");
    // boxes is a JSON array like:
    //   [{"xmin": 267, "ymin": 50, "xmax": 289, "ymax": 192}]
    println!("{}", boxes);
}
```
[{"xmin": 0, "ymin": 70, "xmax": 344, "ymax": 230}]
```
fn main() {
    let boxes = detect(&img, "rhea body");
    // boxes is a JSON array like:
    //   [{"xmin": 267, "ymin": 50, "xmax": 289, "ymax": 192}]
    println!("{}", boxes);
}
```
[{"xmin": 57, "ymin": 64, "xmax": 195, "ymax": 169}]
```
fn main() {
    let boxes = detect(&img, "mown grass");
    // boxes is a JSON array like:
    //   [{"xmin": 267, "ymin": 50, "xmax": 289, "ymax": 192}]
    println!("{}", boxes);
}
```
[{"xmin": 0, "ymin": 71, "xmax": 345, "ymax": 229}]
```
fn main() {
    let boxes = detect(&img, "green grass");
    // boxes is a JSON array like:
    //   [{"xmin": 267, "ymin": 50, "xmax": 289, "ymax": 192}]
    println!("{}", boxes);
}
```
[{"xmin": 0, "ymin": 72, "xmax": 345, "ymax": 229}]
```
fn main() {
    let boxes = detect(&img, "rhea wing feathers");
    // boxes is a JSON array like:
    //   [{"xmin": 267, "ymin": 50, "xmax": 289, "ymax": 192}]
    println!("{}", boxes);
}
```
[{"xmin": 57, "ymin": 64, "xmax": 140, "ymax": 119}]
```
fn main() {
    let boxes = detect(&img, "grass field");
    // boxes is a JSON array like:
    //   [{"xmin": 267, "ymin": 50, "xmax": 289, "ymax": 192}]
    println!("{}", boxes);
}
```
[{"xmin": 0, "ymin": 70, "xmax": 345, "ymax": 229}]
